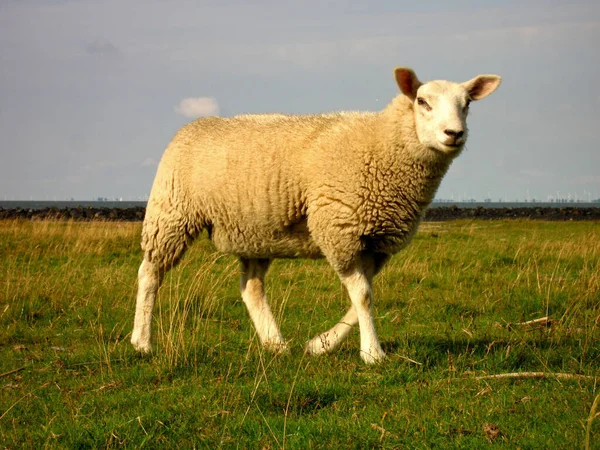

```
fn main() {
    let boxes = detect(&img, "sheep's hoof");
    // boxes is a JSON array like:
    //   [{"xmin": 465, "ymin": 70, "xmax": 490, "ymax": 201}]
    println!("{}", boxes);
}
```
[
  {"xmin": 305, "ymin": 335, "xmax": 333, "ymax": 356},
  {"xmin": 131, "ymin": 335, "xmax": 153, "ymax": 354},
  {"xmin": 360, "ymin": 349, "xmax": 386, "ymax": 365}
]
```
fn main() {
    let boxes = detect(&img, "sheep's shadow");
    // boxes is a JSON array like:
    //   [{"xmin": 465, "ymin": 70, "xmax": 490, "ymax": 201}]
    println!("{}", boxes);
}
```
[
  {"xmin": 380, "ymin": 332, "xmax": 578, "ymax": 370},
  {"xmin": 253, "ymin": 384, "xmax": 341, "ymax": 417}
]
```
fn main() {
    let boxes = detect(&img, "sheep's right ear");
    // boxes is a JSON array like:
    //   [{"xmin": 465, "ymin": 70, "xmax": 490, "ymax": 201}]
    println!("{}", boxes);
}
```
[{"xmin": 394, "ymin": 67, "xmax": 422, "ymax": 102}]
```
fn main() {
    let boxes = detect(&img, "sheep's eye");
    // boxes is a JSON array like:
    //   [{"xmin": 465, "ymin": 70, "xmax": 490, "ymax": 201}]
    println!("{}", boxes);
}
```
[
  {"xmin": 465, "ymin": 99, "xmax": 471, "ymax": 109},
  {"xmin": 417, "ymin": 97, "xmax": 431, "ymax": 111}
]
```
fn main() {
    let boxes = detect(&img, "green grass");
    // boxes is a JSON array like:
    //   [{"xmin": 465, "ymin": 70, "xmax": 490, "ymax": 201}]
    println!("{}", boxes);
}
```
[{"xmin": 0, "ymin": 219, "xmax": 599, "ymax": 448}]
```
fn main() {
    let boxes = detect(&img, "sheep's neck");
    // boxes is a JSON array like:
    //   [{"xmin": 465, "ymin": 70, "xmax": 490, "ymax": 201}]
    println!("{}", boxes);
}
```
[{"xmin": 375, "ymin": 97, "xmax": 454, "ymax": 211}]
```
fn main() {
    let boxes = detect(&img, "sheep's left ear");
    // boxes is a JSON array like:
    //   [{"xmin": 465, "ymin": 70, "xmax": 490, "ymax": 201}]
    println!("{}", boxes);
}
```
[
  {"xmin": 394, "ymin": 67, "xmax": 422, "ymax": 102},
  {"xmin": 462, "ymin": 75, "xmax": 502, "ymax": 100}
]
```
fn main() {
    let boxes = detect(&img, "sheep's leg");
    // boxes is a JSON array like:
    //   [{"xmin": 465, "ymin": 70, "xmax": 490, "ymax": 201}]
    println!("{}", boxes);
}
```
[
  {"xmin": 341, "ymin": 266, "xmax": 385, "ymax": 364},
  {"xmin": 240, "ymin": 258, "xmax": 288, "ymax": 353},
  {"xmin": 131, "ymin": 210, "xmax": 195, "ymax": 353},
  {"xmin": 306, "ymin": 252, "xmax": 389, "ymax": 362},
  {"xmin": 305, "ymin": 305, "xmax": 358, "ymax": 356},
  {"xmin": 131, "ymin": 258, "xmax": 162, "ymax": 353}
]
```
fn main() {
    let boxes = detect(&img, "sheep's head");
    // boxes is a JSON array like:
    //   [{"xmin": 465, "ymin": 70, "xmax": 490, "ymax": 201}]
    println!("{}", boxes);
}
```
[{"xmin": 394, "ymin": 67, "xmax": 501, "ymax": 156}]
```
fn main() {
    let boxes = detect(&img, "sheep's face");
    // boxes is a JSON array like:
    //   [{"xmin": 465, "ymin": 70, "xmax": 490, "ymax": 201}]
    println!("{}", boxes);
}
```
[
  {"xmin": 413, "ymin": 81, "xmax": 471, "ymax": 153},
  {"xmin": 394, "ymin": 67, "xmax": 501, "ymax": 157}
]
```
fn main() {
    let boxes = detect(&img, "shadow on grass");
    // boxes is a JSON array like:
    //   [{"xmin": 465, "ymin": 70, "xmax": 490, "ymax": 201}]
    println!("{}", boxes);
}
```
[
  {"xmin": 382, "ymin": 332, "xmax": 594, "ymax": 371},
  {"xmin": 254, "ymin": 384, "xmax": 342, "ymax": 417}
]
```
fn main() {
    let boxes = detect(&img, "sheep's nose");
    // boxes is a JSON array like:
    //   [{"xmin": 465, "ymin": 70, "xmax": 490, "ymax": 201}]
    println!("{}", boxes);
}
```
[{"xmin": 444, "ymin": 129, "xmax": 464, "ymax": 139}]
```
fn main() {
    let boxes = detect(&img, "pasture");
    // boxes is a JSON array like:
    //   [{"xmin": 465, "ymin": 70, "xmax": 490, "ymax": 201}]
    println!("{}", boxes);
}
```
[{"xmin": 0, "ymin": 219, "xmax": 598, "ymax": 448}]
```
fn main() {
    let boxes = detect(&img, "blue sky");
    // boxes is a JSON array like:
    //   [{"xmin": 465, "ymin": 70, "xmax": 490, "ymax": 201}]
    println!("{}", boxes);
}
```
[{"xmin": 1, "ymin": 0, "xmax": 599, "ymax": 201}]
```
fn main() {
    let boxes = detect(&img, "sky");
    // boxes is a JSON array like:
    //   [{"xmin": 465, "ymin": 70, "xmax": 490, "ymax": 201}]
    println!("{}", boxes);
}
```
[{"xmin": 1, "ymin": 0, "xmax": 599, "ymax": 202}]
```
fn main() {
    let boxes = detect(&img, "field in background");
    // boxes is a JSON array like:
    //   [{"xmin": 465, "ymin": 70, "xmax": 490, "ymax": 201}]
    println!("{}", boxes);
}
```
[{"xmin": 0, "ymin": 219, "xmax": 599, "ymax": 448}]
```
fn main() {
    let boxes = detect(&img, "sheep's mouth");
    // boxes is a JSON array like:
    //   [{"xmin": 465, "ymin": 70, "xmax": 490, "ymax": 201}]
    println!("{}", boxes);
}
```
[{"xmin": 440, "ymin": 142, "xmax": 464, "ymax": 151}]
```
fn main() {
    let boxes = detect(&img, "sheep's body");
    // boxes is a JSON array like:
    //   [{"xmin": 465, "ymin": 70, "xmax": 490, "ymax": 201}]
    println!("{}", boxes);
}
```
[
  {"xmin": 132, "ymin": 67, "xmax": 501, "ymax": 363},
  {"xmin": 143, "ymin": 99, "xmax": 440, "ymax": 270}
]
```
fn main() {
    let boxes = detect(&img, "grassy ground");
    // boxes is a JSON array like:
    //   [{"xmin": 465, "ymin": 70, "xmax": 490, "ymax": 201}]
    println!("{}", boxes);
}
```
[{"xmin": 0, "ymin": 219, "xmax": 599, "ymax": 449}]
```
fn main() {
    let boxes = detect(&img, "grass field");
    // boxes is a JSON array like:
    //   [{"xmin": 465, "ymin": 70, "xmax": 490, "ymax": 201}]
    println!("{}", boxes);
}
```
[{"xmin": 1, "ymin": 219, "xmax": 599, "ymax": 448}]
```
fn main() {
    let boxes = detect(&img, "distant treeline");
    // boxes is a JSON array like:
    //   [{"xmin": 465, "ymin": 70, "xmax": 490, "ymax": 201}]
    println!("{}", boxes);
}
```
[
  {"xmin": 424, "ymin": 205, "xmax": 600, "ymax": 221},
  {"xmin": 1, "ymin": 205, "xmax": 600, "ymax": 222}
]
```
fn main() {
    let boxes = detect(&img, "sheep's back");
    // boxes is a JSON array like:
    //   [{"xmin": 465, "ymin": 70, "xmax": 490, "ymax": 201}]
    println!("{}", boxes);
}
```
[{"xmin": 157, "ymin": 114, "xmax": 341, "ymax": 257}]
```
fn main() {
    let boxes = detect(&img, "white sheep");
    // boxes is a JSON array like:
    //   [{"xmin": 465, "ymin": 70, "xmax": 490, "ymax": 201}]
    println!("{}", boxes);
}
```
[{"xmin": 131, "ymin": 67, "xmax": 501, "ymax": 364}]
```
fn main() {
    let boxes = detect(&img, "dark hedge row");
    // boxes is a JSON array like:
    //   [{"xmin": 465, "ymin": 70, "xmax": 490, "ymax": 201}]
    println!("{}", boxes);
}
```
[
  {"xmin": 423, "ymin": 206, "xmax": 600, "ymax": 221},
  {"xmin": 0, "ymin": 206, "xmax": 146, "ymax": 222},
  {"xmin": 1, "ymin": 205, "xmax": 599, "ymax": 222}
]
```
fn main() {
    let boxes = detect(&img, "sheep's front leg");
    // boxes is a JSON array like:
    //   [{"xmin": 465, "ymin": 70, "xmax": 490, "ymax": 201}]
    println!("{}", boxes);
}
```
[
  {"xmin": 340, "ymin": 268, "xmax": 386, "ymax": 364},
  {"xmin": 131, "ymin": 259, "xmax": 161, "ymax": 353},
  {"xmin": 240, "ymin": 258, "xmax": 288, "ymax": 353},
  {"xmin": 305, "ymin": 305, "xmax": 358, "ymax": 356},
  {"xmin": 307, "ymin": 252, "xmax": 389, "ymax": 362}
]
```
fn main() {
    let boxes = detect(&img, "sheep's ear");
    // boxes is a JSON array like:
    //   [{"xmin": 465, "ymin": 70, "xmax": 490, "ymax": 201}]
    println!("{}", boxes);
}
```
[
  {"xmin": 462, "ymin": 75, "xmax": 502, "ymax": 100},
  {"xmin": 394, "ymin": 67, "xmax": 422, "ymax": 102}
]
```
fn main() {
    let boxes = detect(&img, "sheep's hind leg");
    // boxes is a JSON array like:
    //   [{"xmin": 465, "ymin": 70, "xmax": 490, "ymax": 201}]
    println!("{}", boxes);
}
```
[
  {"xmin": 131, "ymin": 258, "xmax": 161, "ymax": 353},
  {"xmin": 131, "ymin": 213, "xmax": 194, "ymax": 353},
  {"xmin": 240, "ymin": 258, "xmax": 288, "ymax": 354}
]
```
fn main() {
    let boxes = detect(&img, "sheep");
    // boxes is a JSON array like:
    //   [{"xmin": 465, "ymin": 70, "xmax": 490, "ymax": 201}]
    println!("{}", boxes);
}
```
[{"xmin": 131, "ymin": 67, "xmax": 501, "ymax": 364}]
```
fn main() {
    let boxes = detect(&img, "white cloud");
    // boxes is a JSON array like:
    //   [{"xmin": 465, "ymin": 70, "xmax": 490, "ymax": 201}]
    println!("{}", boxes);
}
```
[
  {"xmin": 175, "ymin": 97, "xmax": 220, "ymax": 118},
  {"xmin": 141, "ymin": 157, "xmax": 158, "ymax": 167}
]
